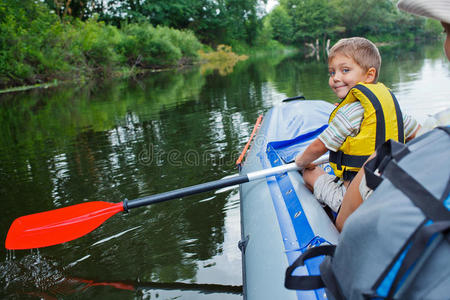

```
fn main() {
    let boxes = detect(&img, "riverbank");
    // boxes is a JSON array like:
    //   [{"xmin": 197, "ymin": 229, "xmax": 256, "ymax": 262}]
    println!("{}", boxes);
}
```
[
  {"xmin": 0, "ymin": 63, "xmax": 196, "ymax": 95},
  {"xmin": 0, "ymin": 81, "xmax": 60, "ymax": 95},
  {"xmin": 0, "ymin": 42, "xmax": 291, "ymax": 95}
]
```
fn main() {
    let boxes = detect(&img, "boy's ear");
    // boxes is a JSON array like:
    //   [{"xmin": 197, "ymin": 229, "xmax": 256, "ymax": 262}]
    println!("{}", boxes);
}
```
[{"xmin": 365, "ymin": 67, "xmax": 377, "ymax": 83}]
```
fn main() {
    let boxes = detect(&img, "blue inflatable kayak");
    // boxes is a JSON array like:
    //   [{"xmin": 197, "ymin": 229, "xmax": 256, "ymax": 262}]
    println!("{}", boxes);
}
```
[{"xmin": 238, "ymin": 100, "xmax": 340, "ymax": 300}]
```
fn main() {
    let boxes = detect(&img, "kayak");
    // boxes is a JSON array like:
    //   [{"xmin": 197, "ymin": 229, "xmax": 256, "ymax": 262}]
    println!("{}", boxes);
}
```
[{"xmin": 238, "ymin": 99, "xmax": 340, "ymax": 300}]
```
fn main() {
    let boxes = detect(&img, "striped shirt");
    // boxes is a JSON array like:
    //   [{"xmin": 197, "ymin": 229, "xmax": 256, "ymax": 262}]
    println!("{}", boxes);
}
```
[{"xmin": 319, "ymin": 102, "xmax": 419, "ymax": 152}]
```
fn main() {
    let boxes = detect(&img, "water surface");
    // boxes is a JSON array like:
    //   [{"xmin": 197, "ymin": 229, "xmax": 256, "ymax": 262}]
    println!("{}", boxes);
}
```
[{"xmin": 0, "ymin": 41, "xmax": 449, "ymax": 299}]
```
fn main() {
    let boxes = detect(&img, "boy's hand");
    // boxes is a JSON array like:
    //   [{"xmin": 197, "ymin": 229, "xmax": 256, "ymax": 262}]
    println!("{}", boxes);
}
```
[
  {"xmin": 295, "ymin": 154, "xmax": 306, "ymax": 169},
  {"xmin": 295, "ymin": 155, "xmax": 317, "ymax": 170},
  {"xmin": 304, "ymin": 163, "xmax": 317, "ymax": 170}
]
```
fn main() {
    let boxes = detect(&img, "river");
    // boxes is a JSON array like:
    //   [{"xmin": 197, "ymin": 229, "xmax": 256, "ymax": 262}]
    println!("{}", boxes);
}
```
[{"xmin": 0, "ymin": 40, "xmax": 449, "ymax": 299}]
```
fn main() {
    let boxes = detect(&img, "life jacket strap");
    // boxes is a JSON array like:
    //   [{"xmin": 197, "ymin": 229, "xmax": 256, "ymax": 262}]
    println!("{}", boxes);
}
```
[{"xmin": 329, "ymin": 150, "xmax": 370, "ymax": 170}]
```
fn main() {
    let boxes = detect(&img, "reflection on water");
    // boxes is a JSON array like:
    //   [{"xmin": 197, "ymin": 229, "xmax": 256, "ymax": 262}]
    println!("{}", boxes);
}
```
[
  {"xmin": 380, "ymin": 41, "xmax": 450, "ymax": 123},
  {"xmin": 0, "ymin": 41, "xmax": 449, "ymax": 299},
  {"xmin": 199, "ymin": 45, "xmax": 249, "ymax": 76},
  {"xmin": 0, "ymin": 254, "xmax": 241, "ymax": 299}
]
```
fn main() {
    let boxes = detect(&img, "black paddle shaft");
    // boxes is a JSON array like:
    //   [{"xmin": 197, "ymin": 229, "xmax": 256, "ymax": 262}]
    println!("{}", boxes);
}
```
[{"xmin": 124, "ymin": 175, "xmax": 249, "ymax": 211}]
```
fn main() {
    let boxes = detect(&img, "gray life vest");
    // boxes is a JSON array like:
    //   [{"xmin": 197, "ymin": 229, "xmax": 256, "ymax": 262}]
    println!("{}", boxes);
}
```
[{"xmin": 285, "ymin": 126, "xmax": 450, "ymax": 299}]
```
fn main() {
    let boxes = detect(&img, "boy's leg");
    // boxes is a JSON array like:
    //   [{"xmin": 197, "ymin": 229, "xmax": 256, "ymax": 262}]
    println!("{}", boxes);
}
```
[
  {"xmin": 302, "ymin": 166, "xmax": 326, "ymax": 191},
  {"xmin": 303, "ymin": 167, "xmax": 345, "ymax": 213}
]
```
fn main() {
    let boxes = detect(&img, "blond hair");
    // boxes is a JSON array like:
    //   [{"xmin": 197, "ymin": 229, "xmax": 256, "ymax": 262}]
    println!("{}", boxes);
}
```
[{"xmin": 328, "ymin": 37, "xmax": 381, "ymax": 82}]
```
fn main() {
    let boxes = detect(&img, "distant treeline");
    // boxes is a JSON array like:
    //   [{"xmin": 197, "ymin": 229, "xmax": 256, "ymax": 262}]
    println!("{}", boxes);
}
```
[
  {"xmin": 0, "ymin": 0, "xmax": 443, "ymax": 88},
  {"xmin": 267, "ymin": 0, "xmax": 443, "ymax": 45}
]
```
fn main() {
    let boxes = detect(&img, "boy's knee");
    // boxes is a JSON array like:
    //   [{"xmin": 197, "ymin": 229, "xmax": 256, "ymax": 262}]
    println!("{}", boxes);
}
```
[
  {"xmin": 303, "ymin": 167, "xmax": 326, "ymax": 188},
  {"xmin": 313, "ymin": 174, "xmax": 346, "ymax": 213}
]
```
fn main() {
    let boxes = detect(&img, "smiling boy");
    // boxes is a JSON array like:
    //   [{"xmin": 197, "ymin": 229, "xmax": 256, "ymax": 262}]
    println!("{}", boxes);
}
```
[{"xmin": 295, "ymin": 37, "xmax": 420, "ymax": 213}]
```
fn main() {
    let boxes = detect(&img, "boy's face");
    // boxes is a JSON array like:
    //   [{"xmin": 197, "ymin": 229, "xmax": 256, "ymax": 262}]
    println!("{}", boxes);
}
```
[
  {"xmin": 443, "ymin": 22, "xmax": 450, "ymax": 61},
  {"xmin": 328, "ymin": 54, "xmax": 375, "ymax": 99}
]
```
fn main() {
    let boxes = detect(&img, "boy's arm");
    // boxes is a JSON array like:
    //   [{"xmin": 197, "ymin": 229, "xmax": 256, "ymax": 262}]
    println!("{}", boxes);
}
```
[
  {"xmin": 335, "ymin": 162, "xmax": 365, "ymax": 231},
  {"xmin": 295, "ymin": 138, "xmax": 328, "ymax": 169},
  {"xmin": 295, "ymin": 103, "xmax": 362, "ymax": 169},
  {"xmin": 406, "ymin": 124, "xmax": 421, "ymax": 141},
  {"xmin": 403, "ymin": 113, "xmax": 421, "ymax": 141}
]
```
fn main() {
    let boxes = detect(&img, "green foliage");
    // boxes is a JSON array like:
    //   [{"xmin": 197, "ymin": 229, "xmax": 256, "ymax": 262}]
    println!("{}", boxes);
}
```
[
  {"xmin": 331, "ymin": 0, "xmax": 394, "ymax": 36},
  {"xmin": 155, "ymin": 26, "xmax": 202, "ymax": 59},
  {"xmin": 268, "ymin": 0, "xmax": 442, "ymax": 46},
  {"xmin": 1, "ymin": 0, "xmax": 444, "ymax": 89},
  {"xmin": 118, "ymin": 24, "xmax": 202, "ymax": 67},
  {"xmin": 0, "ymin": 1, "xmax": 203, "ymax": 88},
  {"xmin": 0, "ymin": 0, "xmax": 61, "ymax": 83},
  {"xmin": 279, "ymin": 0, "xmax": 335, "ymax": 44},
  {"xmin": 64, "ymin": 18, "xmax": 123, "ymax": 72},
  {"xmin": 424, "ymin": 19, "xmax": 444, "ymax": 36},
  {"xmin": 99, "ymin": 0, "xmax": 262, "ymax": 46},
  {"xmin": 267, "ymin": 6, "xmax": 294, "ymax": 44}
]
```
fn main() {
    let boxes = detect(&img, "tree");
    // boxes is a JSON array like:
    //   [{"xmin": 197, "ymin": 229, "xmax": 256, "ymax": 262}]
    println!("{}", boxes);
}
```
[
  {"xmin": 331, "ymin": 0, "xmax": 398, "ymax": 37},
  {"xmin": 0, "ymin": 0, "xmax": 62, "ymax": 85},
  {"xmin": 279, "ymin": 0, "xmax": 336, "ymax": 45},
  {"xmin": 267, "ymin": 6, "xmax": 294, "ymax": 44},
  {"xmin": 43, "ymin": 0, "xmax": 95, "ymax": 20},
  {"xmin": 97, "ymin": 0, "xmax": 262, "ymax": 46}
]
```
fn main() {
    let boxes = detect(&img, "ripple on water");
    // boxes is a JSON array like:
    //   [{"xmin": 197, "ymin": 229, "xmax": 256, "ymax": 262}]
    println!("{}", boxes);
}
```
[{"xmin": 0, "ymin": 253, "xmax": 64, "ymax": 297}]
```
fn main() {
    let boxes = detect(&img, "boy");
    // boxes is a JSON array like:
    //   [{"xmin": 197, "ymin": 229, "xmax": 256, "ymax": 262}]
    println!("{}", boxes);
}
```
[
  {"xmin": 335, "ymin": 0, "xmax": 450, "ymax": 231},
  {"xmin": 295, "ymin": 37, "xmax": 420, "ymax": 213}
]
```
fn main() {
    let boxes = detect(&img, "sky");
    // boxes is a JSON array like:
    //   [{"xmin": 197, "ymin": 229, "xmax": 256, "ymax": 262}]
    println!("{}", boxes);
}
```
[{"xmin": 265, "ymin": 0, "xmax": 278, "ymax": 13}]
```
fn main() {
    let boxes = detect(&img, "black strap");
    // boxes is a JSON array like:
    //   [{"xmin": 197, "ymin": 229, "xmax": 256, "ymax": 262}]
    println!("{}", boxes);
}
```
[
  {"xmin": 440, "ymin": 176, "xmax": 450, "ymax": 203},
  {"xmin": 285, "ymin": 245, "xmax": 336, "ymax": 290},
  {"xmin": 354, "ymin": 84, "xmax": 386, "ymax": 148},
  {"xmin": 329, "ymin": 150, "xmax": 370, "ymax": 170},
  {"xmin": 283, "ymin": 95, "xmax": 306, "ymax": 102},
  {"xmin": 389, "ymin": 90, "xmax": 404, "ymax": 143},
  {"xmin": 364, "ymin": 157, "xmax": 383, "ymax": 190},
  {"xmin": 319, "ymin": 257, "xmax": 346, "ymax": 300},
  {"xmin": 363, "ymin": 139, "xmax": 410, "ymax": 190},
  {"xmin": 331, "ymin": 139, "xmax": 410, "ymax": 183},
  {"xmin": 343, "ymin": 170, "xmax": 358, "ymax": 182},
  {"xmin": 387, "ymin": 221, "xmax": 450, "ymax": 299},
  {"xmin": 383, "ymin": 161, "xmax": 450, "ymax": 222},
  {"xmin": 437, "ymin": 126, "xmax": 450, "ymax": 135},
  {"xmin": 388, "ymin": 139, "xmax": 410, "ymax": 161}
]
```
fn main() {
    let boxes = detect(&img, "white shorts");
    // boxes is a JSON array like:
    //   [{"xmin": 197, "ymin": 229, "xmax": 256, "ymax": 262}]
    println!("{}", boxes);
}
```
[{"xmin": 313, "ymin": 173, "xmax": 346, "ymax": 213}]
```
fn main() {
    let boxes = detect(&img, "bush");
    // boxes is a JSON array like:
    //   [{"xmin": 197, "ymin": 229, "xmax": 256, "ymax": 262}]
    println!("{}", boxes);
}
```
[
  {"xmin": 0, "ymin": 0, "xmax": 61, "ymax": 85},
  {"xmin": 119, "ymin": 24, "xmax": 202, "ymax": 68},
  {"xmin": 424, "ymin": 19, "xmax": 444, "ymax": 37},
  {"xmin": 0, "ymin": 2, "xmax": 205, "ymax": 88},
  {"xmin": 65, "ymin": 18, "xmax": 123, "ymax": 73},
  {"xmin": 155, "ymin": 26, "xmax": 202, "ymax": 59}
]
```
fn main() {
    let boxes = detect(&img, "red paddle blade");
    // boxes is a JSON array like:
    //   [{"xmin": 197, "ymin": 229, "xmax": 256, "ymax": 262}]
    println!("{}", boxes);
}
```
[{"xmin": 5, "ymin": 201, "xmax": 124, "ymax": 250}]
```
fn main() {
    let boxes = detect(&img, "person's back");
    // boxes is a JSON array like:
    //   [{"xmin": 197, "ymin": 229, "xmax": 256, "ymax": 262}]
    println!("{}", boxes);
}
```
[{"xmin": 327, "ymin": 82, "xmax": 405, "ymax": 180}]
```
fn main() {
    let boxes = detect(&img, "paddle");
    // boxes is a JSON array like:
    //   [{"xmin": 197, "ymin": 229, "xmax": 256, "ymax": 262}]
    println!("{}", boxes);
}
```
[{"xmin": 5, "ymin": 156, "xmax": 328, "ymax": 250}]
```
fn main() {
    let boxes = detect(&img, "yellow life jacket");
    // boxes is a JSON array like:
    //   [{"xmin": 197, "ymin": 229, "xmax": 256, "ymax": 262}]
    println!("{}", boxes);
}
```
[{"xmin": 328, "ymin": 82, "xmax": 404, "ymax": 179}]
